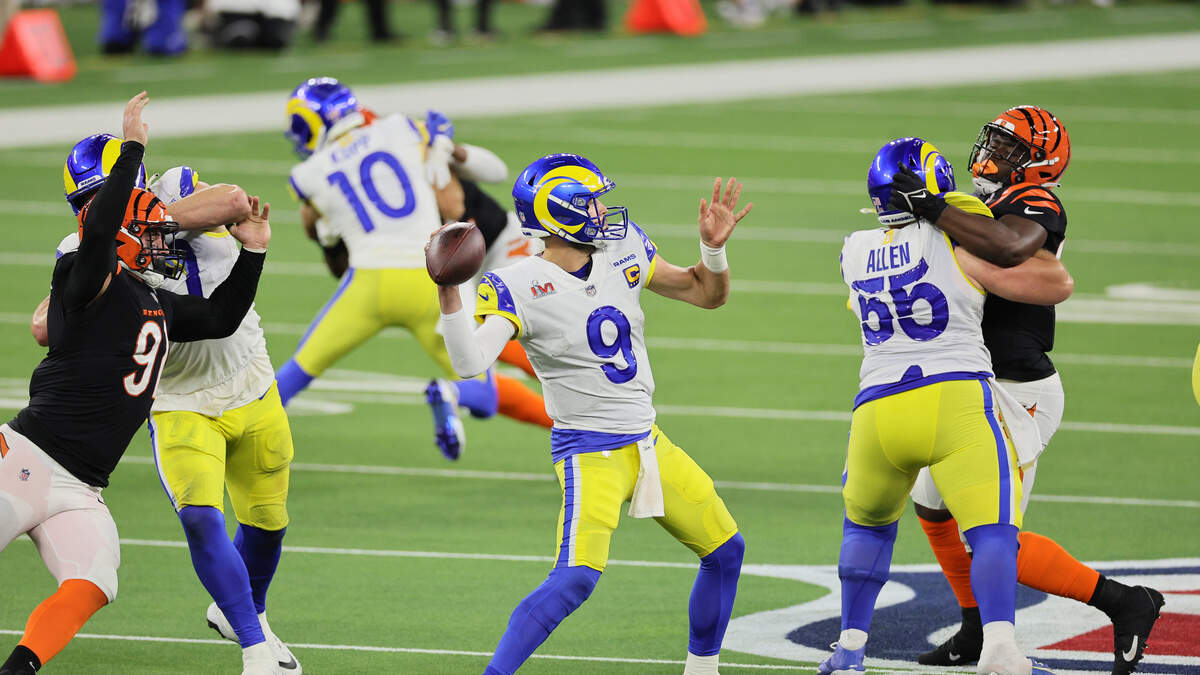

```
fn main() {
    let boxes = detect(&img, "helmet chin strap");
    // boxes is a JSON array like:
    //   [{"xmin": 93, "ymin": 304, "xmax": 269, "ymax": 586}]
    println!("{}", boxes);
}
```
[
  {"xmin": 120, "ymin": 260, "xmax": 167, "ymax": 289},
  {"xmin": 971, "ymin": 175, "xmax": 1004, "ymax": 199}
]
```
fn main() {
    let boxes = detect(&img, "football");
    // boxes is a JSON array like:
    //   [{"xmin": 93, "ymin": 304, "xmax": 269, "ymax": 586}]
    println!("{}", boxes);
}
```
[{"xmin": 426, "ymin": 221, "xmax": 486, "ymax": 286}]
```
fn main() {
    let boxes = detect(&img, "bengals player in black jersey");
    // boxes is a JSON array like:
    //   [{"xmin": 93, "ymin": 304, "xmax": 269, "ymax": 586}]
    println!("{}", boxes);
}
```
[
  {"xmin": 887, "ymin": 106, "xmax": 1164, "ymax": 675},
  {"xmin": 0, "ymin": 93, "xmax": 271, "ymax": 675}
]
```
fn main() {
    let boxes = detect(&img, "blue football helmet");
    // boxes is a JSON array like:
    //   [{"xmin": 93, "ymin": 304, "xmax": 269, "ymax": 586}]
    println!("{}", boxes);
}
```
[
  {"xmin": 63, "ymin": 133, "xmax": 147, "ymax": 215},
  {"xmin": 512, "ymin": 154, "xmax": 628, "ymax": 246},
  {"xmin": 285, "ymin": 77, "xmax": 362, "ymax": 159},
  {"xmin": 867, "ymin": 137, "xmax": 956, "ymax": 227}
]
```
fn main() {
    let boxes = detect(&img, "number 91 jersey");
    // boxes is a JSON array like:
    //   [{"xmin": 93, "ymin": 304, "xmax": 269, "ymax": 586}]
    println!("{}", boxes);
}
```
[
  {"xmin": 840, "ymin": 221, "xmax": 993, "ymax": 399},
  {"xmin": 475, "ymin": 224, "xmax": 660, "ymax": 434},
  {"xmin": 288, "ymin": 114, "xmax": 441, "ymax": 269}
]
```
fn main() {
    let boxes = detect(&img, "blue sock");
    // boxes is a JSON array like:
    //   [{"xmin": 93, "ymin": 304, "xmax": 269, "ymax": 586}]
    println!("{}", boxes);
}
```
[
  {"xmin": 838, "ymin": 517, "xmax": 898, "ymax": 632},
  {"xmin": 486, "ymin": 565, "xmax": 601, "ymax": 674},
  {"xmin": 233, "ymin": 525, "xmax": 285, "ymax": 615},
  {"xmin": 963, "ymin": 523, "xmax": 1019, "ymax": 625},
  {"xmin": 275, "ymin": 359, "xmax": 314, "ymax": 407},
  {"xmin": 688, "ymin": 532, "xmax": 744, "ymax": 656},
  {"xmin": 454, "ymin": 370, "xmax": 498, "ymax": 419},
  {"xmin": 177, "ymin": 506, "xmax": 265, "ymax": 647}
]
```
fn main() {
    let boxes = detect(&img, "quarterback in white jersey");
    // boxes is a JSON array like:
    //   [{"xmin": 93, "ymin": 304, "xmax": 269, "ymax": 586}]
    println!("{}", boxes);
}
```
[
  {"xmin": 821, "ymin": 138, "xmax": 1074, "ymax": 675},
  {"xmin": 36, "ymin": 165, "xmax": 300, "ymax": 675},
  {"xmin": 432, "ymin": 154, "xmax": 752, "ymax": 675}
]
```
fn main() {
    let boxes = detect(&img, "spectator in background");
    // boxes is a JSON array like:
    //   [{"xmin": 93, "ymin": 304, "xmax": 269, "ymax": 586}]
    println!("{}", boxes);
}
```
[
  {"xmin": 208, "ymin": 0, "xmax": 299, "ymax": 49},
  {"xmin": 100, "ymin": 0, "xmax": 188, "ymax": 55},
  {"xmin": 536, "ymin": 0, "xmax": 605, "ymax": 33},
  {"xmin": 313, "ymin": 0, "xmax": 396, "ymax": 42},
  {"xmin": 432, "ymin": 0, "xmax": 495, "ymax": 43}
]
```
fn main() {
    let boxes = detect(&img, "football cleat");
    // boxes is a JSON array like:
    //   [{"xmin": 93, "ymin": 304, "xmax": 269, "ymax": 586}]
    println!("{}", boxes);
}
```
[
  {"xmin": 241, "ymin": 642, "xmax": 281, "ymax": 675},
  {"xmin": 918, "ymin": 624, "xmax": 983, "ymax": 666},
  {"xmin": 512, "ymin": 153, "xmax": 629, "ymax": 247},
  {"xmin": 1106, "ymin": 585, "xmax": 1164, "ymax": 675},
  {"xmin": 426, "ymin": 379, "xmax": 466, "ymax": 460},
  {"xmin": 817, "ymin": 643, "xmax": 866, "ymax": 675},
  {"xmin": 208, "ymin": 603, "xmax": 302, "ymax": 673},
  {"xmin": 866, "ymin": 137, "xmax": 956, "ymax": 227}
]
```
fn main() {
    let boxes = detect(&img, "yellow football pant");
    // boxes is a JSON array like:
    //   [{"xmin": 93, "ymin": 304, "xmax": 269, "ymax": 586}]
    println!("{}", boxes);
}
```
[
  {"xmin": 553, "ymin": 426, "xmax": 739, "ymax": 572},
  {"xmin": 843, "ymin": 378, "xmax": 1022, "ymax": 532},
  {"xmin": 291, "ymin": 267, "xmax": 455, "ymax": 378},
  {"xmin": 150, "ymin": 383, "xmax": 293, "ymax": 530}
]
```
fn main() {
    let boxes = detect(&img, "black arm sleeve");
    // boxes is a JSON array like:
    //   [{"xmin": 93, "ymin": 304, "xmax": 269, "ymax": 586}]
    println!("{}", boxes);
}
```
[
  {"xmin": 63, "ymin": 141, "xmax": 146, "ymax": 312},
  {"xmin": 162, "ymin": 249, "xmax": 265, "ymax": 342}
]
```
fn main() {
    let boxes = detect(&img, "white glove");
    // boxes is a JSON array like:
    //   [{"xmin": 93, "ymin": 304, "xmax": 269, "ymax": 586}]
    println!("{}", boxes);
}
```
[{"xmin": 425, "ymin": 135, "xmax": 455, "ymax": 189}]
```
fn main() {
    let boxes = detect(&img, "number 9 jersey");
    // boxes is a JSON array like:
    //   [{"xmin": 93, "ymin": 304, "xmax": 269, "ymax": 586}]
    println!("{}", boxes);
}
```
[
  {"xmin": 840, "ymin": 220, "xmax": 993, "ymax": 407},
  {"xmin": 474, "ymin": 223, "xmax": 659, "ymax": 436},
  {"xmin": 288, "ymin": 113, "xmax": 442, "ymax": 269}
]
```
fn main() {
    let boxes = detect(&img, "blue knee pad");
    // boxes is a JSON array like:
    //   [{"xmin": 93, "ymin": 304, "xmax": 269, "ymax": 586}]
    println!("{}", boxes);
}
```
[{"xmin": 838, "ymin": 518, "xmax": 898, "ymax": 632}]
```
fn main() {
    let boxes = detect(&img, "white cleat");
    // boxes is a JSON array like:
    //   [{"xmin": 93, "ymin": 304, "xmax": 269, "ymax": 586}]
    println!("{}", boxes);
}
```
[
  {"xmin": 242, "ymin": 642, "xmax": 281, "ymax": 675},
  {"xmin": 209, "ymin": 602, "xmax": 302, "ymax": 673}
]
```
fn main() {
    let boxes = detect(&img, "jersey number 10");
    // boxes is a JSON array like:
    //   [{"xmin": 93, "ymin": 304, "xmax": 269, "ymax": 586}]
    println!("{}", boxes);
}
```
[{"xmin": 326, "ymin": 151, "xmax": 417, "ymax": 233}]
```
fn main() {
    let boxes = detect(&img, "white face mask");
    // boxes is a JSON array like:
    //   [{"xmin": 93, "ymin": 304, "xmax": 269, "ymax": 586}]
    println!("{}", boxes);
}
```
[{"xmin": 120, "ymin": 260, "xmax": 167, "ymax": 289}]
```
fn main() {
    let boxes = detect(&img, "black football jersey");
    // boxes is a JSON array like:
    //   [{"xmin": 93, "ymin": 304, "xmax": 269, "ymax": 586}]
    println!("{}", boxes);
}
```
[
  {"xmin": 10, "ymin": 256, "xmax": 172, "ymax": 487},
  {"xmin": 981, "ymin": 183, "xmax": 1068, "ymax": 382}
]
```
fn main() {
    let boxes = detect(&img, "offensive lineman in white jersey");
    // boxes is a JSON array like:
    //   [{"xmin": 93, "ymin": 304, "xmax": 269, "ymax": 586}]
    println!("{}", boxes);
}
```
[
  {"xmin": 276, "ymin": 77, "xmax": 551, "ymax": 459},
  {"xmin": 821, "ymin": 138, "xmax": 1073, "ymax": 675},
  {"xmin": 39, "ymin": 163, "xmax": 300, "ymax": 675},
  {"xmin": 431, "ymin": 154, "xmax": 751, "ymax": 675}
]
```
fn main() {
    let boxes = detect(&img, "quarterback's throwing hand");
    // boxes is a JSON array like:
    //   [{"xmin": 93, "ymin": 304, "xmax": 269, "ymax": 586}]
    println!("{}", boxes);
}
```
[
  {"xmin": 231, "ymin": 196, "xmax": 271, "ymax": 251},
  {"xmin": 699, "ymin": 177, "xmax": 752, "ymax": 248},
  {"xmin": 123, "ymin": 91, "xmax": 149, "ymax": 146}
]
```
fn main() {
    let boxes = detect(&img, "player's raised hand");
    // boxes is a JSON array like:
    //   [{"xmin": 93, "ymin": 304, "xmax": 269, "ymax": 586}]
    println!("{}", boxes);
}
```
[
  {"xmin": 698, "ymin": 177, "xmax": 752, "ymax": 248},
  {"xmin": 123, "ymin": 91, "xmax": 149, "ymax": 146},
  {"xmin": 231, "ymin": 195, "xmax": 271, "ymax": 251}
]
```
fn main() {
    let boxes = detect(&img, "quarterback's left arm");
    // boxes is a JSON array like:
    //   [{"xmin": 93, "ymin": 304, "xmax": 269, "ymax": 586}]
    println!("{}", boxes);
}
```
[
  {"xmin": 648, "ymin": 177, "xmax": 752, "ymax": 309},
  {"xmin": 955, "ymin": 247, "xmax": 1074, "ymax": 305}
]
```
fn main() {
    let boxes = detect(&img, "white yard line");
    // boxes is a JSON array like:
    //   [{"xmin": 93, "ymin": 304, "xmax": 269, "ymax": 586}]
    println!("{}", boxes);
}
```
[
  {"xmin": 111, "ymin": 456, "xmax": 1200, "ymax": 509},
  {"xmin": 1, "ymin": 33, "xmax": 1198, "ymax": 148}
]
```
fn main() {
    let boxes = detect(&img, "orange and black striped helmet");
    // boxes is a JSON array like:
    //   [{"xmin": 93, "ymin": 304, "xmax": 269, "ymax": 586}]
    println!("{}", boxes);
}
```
[
  {"xmin": 77, "ymin": 188, "xmax": 184, "ymax": 281},
  {"xmin": 970, "ymin": 105, "xmax": 1071, "ymax": 189}
]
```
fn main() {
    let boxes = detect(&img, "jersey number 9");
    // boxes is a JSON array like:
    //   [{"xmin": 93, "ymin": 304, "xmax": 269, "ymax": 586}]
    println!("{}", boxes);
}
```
[
  {"xmin": 326, "ymin": 151, "xmax": 417, "ymax": 233},
  {"xmin": 586, "ymin": 306, "xmax": 637, "ymax": 384}
]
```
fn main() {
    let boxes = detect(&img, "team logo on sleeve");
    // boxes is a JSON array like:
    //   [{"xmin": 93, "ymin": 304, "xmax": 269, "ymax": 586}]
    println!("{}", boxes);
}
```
[{"xmin": 623, "ymin": 264, "xmax": 641, "ymax": 288}]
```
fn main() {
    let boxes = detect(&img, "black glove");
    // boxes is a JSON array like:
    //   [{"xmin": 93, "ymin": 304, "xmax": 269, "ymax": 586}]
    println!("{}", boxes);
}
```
[{"xmin": 887, "ymin": 164, "xmax": 949, "ymax": 224}]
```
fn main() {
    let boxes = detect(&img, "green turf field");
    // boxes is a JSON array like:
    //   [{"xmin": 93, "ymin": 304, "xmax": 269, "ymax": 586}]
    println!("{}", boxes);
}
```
[{"xmin": 1, "ymin": 7, "xmax": 1199, "ymax": 674}]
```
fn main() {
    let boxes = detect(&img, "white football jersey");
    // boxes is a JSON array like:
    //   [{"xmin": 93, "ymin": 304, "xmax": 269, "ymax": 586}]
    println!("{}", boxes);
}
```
[
  {"xmin": 475, "ymin": 224, "xmax": 659, "ymax": 433},
  {"xmin": 289, "ymin": 114, "xmax": 442, "ymax": 269},
  {"xmin": 53, "ymin": 225, "xmax": 274, "ymax": 416},
  {"xmin": 841, "ymin": 221, "xmax": 993, "ymax": 400}
]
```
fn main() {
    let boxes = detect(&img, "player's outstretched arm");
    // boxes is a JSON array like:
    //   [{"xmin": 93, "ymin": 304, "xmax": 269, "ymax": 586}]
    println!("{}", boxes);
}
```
[
  {"xmin": 162, "ymin": 198, "xmax": 270, "ymax": 341},
  {"xmin": 30, "ymin": 295, "xmax": 50, "ymax": 346},
  {"xmin": 64, "ymin": 92, "xmax": 149, "ymax": 311},
  {"xmin": 889, "ymin": 164, "xmax": 1045, "ymax": 267},
  {"xmin": 648, "ymin": 177, "xmax": 752, "ymax": 309},
  {"xmin": 955, "ymin": 247, "xmax": 1074, "ymax": 305},
  {"xmin": 166, "ymin": 183, "xmax": 251, "ymax": 231}
]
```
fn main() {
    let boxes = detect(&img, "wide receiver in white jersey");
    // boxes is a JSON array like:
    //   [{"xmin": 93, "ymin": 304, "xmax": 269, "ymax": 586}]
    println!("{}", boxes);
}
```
[
  {"xmin": 821, "ymin": 138, "xmax": 1073, "ymax": 675},
  {"xmin": 276, "ymin": 77, "xmax": 550, "ymax": 459},
  {"xmin": 431, "ymin": 153, "xmax": 752, "ymax": 675},
  {"xmin": 36, "ymin": 164, "xmax": 300, "ymax": 675}
]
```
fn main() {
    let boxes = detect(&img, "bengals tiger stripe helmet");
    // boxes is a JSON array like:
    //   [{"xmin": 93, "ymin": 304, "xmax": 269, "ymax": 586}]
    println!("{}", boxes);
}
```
[
  {"xmin": 77, "ymin": 188, "xmax": 183, "ymax": 286},
  {"xmin": 970, "ymin": 105, "xmax": 1070, "ymax": 195}
]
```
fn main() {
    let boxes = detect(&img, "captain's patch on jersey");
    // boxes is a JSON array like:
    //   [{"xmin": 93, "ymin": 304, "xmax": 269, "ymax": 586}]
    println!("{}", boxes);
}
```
[{"xmin": 624, "ymin": 264, "xmax": 641, "ymax": 288}]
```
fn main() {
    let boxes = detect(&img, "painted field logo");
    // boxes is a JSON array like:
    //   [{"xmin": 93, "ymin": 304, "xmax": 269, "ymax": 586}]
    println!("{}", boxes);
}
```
[{"xmin": 723, "ymin": 560, "xmax": 1200, "ymax": 675}]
